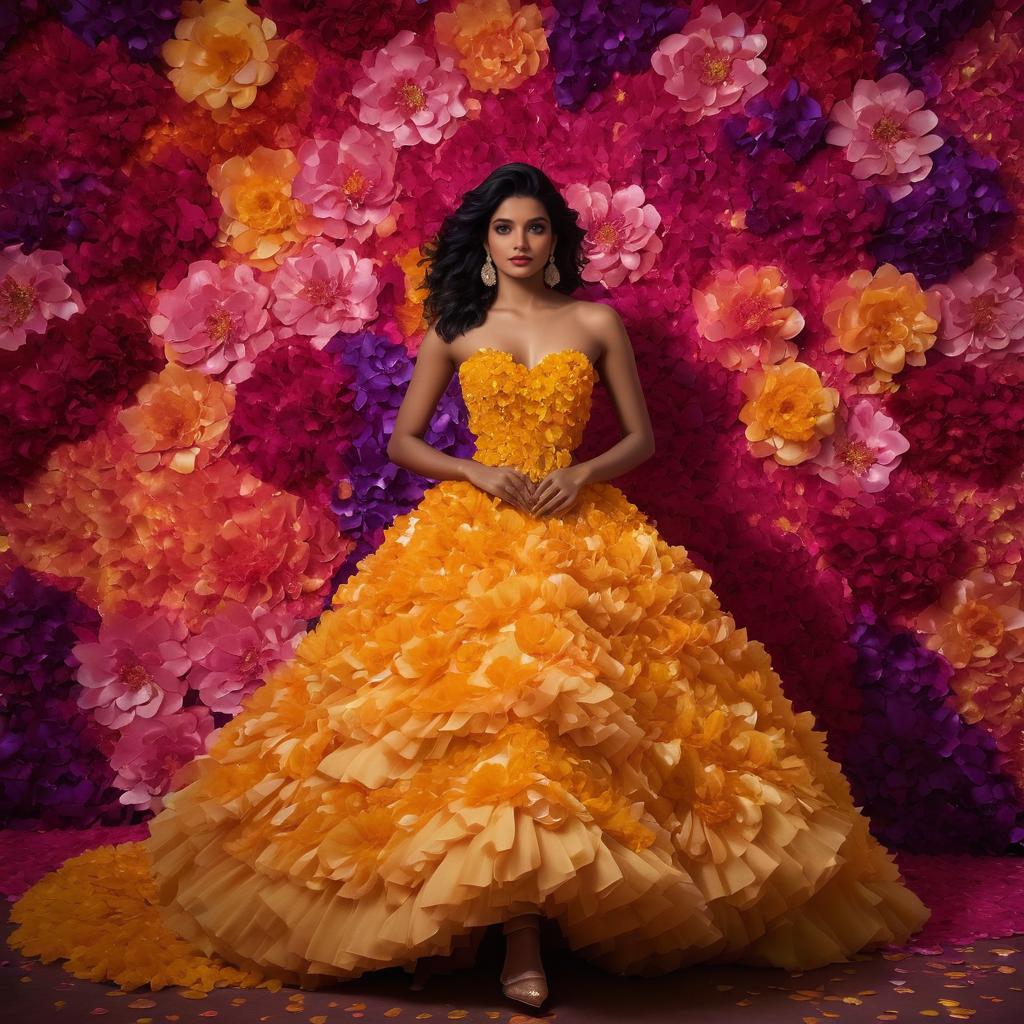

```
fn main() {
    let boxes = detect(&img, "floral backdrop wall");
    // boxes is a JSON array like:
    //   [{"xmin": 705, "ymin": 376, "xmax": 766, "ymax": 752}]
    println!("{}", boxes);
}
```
[{"xmin": 1, "ymin": 0, "xmax": 1023, "ymax": 856}]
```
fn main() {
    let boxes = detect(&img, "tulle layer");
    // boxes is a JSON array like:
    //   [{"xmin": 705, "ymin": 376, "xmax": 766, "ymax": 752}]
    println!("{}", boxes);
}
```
[{"xmin": 8, "ymin": 479, "xmax": 929, "ymax": 990}]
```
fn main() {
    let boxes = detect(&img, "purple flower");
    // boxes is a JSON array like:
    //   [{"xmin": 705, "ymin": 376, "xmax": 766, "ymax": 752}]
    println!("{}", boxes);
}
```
[
  {"xmin": 842, "ymin": 603, "xmax": 1024, "ymax": 852},
  {"xmin": 723, "ymin": 78, "xmax": 828, "ymax": 163},
  {"xmin": 867, "ymin": 0, "xmax": 994, "ymax": 81},
  {"xmin": 324, "ymin": 331, "xmax": 474, "ymax": 601},
  {"xmin": 869, "ymin": 134, "xmax": 1013, "ymax": 287},
  {"xmin": 49, "ymin": 0, "xmax": 179, "ymax": 63},
  {"xmin": 548, "ymin": 0, "xmax": 688, "ymax": 110}
]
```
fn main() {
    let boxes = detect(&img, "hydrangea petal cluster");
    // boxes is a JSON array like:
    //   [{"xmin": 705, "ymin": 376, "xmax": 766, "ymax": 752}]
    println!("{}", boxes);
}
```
[
  {"xmin": 565, "ymin": 181, "xmax": 662, "ymax": 287},
  {"xmin": 868, "ymin": 134, "xmax": 1013, "ymax": 288},
  {"xmin": 651, "ymin": 4, "xmax": 769, "ymax": 126},
  {"xmin": 825, "ymin": 72, "xmax": 943, "ymax": 201},
  {"xmin": 149, "ymin": 259, "xmax": 275, "ymax": 384},
  {"xmin": 737, "ymin": 359, "xmax": 839, "ymax": 466},
  {"xmin": 811, "ymin": 399, "xmax": 910, "ymax": 499},
  {"xmin": 109, "ymin": 705, "xmax": 214, "ymax": 810},
  {"xmin": 161, "ymin": 0, "xmax": 286, "ymax": 121},
  {"xmin": 293, "ymin": 129, "xmax": 399, "ymax": 244},
  {"xmin": 53, "ymin": 0, "xmax": 180, "ymax": 63},
  {"xmin": 692, "ymin": 264, "xmax": 805, "ymax": 371},
  {"xmin": 72, "ymin": 605, "xmax": 192, "ymax": 731},
  {"xmin": 723, "ymin": 77, "xmax": 829, "ymax": 163},
  {"xmin": 184, "ymin": 601, "xmax": 306, "ymax": 715},
  {"xmin": 0, "ymin": 244, "xmax": 84, "ymax": 352},
  {"xmin": 823, "ymin": 263, "xmax": 941, "ymax": 393},
  {"xmin": 932, "ymin": 253, "xmax": 1024, "ymax": 367},
  {"xmin": 207, "ymin": 146, "xmax": 307, "ymax": 270},
  {"xmin": 116, "ymin": 363, "xmax": 235, "ymax": 474},
  {"xmin": 270, "ymin": 239, "xmax": 380, "ymax": 346},
  {"xmin": 351, "ymin": 29, "xmax": 471, "ymax": 148},
  {"xmin": 433, "ymin": 0, "xmax": 549, "ymax": 95},
  {"xmin": 916, "ymin": 569, "xmax": 1024, "ymax": 671}
]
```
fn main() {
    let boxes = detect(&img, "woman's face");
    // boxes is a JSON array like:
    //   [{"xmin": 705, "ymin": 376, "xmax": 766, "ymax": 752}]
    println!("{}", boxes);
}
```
[{"xmin": 486, "ymin": 196, "xmax": 556, "ymax": 279}]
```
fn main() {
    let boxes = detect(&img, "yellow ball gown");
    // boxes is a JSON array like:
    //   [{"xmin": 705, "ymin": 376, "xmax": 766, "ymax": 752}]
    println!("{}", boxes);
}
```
[{"xmin": 8, "ymin": 346, "xmax": 930, "ymax": 993}]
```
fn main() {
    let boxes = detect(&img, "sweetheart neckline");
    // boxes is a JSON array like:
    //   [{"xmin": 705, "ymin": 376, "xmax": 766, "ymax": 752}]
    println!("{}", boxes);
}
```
[{"xmin": 458, "ymin": 346, "xmax": 597, "ymax": 375}]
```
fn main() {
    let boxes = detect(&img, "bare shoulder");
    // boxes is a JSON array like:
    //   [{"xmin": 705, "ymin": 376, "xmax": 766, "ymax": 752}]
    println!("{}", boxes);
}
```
[
  {"xmin": 574, "ymin": 300, "xmax": 629, "ymax": 359},
  {"xmin": 417, "ymin": 320, "xmax": 454, "ymax": 367}
]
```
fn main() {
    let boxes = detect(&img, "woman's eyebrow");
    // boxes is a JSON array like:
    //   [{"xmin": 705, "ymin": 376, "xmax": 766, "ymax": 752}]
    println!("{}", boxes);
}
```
[{"xmin": 491, "ymin": 216, "xmax": 550, "ymax": 224}]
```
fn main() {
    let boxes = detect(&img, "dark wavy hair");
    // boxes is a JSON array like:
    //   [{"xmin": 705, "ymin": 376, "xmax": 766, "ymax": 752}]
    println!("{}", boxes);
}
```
[{"xmin": 419, "ymin": 162, "xmax": 589, "ymax": 343}]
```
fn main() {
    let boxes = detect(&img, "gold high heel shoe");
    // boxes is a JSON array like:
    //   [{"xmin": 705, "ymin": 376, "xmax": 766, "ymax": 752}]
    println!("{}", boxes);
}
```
[{"xmin": 500, "ymin": 915, "xmax": 548, "ymax": 1009}]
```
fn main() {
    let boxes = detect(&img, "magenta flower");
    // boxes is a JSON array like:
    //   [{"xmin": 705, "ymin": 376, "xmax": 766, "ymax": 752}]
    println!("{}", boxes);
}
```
[
  {"xmin": 270, "ymin": 238, "xmax": 380, "ymax": 346},
  {"xmin": 294, "ymin": 127, "xmax": 400, "ymax": 244},
  {"xmin": 71, "ymin": 605, "xmax": 192, "ymax": 730},
  {"xmin": 565, "ymin": 181, "xmax": 663, "ymax": 288},
  {"xmin": 0, "ymin": 244, "xmax": 84, "ymax": 352},
  {"xmin": 825, "ymin": 72, "xmax": 944, "ymax": 201},
  {"xmin": 149, "ymin": 259, "xmax": 276, "ymax": 384},
  {"xmin": 650, "ymin": 3, "xmax": 768, "ymax": 126},
  {"xmin": 811, "ymin": 398, "xmax": 910, "ymax": 499},
  {"xmin": 932, "ymin": 253, "xmax": 1024, "ymax": 367},
  {"xmin": 108, "ymin": 706, "xmax": 214, "ymax": 811},
  {"xmin": 184, "ymin": 601, "xmax": 307, "ymax": 714},
  {"xmin": 351, "ymin": 28, "xmax": 471, "ymax": 147}
]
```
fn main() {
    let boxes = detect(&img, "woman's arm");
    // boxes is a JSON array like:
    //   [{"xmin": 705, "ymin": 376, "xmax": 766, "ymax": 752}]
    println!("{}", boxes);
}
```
[{"xmin": 386, "ymin": 324, "xmax": 475, "ymax": 482}]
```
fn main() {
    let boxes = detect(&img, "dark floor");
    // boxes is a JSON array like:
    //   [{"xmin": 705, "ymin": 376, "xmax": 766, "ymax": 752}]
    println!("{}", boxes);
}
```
[{"xmin": 3, "ymin": 909, "xmax": 1022, "ymax": 1023}]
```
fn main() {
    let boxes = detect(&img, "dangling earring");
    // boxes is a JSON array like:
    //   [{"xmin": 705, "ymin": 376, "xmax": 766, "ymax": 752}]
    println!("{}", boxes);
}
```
[
  {"xmin": 543, "ymin": 251, "xmax": 560, "ymax": 288},
  {"xmin": 480, "ymin": 251, "xmax": 496, "ymax": 286}
]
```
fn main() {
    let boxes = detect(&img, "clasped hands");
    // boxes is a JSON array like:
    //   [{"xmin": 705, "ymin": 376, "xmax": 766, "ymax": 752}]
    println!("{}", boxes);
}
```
[{"xmin": 470, "ymin": 462, "xmax": 586, "ymax": 517}]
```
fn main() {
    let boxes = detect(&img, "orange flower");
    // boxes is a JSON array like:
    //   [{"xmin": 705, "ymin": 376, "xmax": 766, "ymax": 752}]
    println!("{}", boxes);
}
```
[
  {"xmin": 737, "ymin": 358, "xmax": 840, "ymax": 466},
  {"xmin": 434, "ymin": 0, "xmax": 549, "ymax": 94},
  {"xmin": 117, "ymin": 362, "xmax": 234, "ymax": 474},
  {"xmin": 208, "ymin": 146, "xmax": 307, "ymax": 269},
  {"xmin": 692, "ymin": 264, "xmax": 805, "ymax": 371},
  {"xmin": 162, "ymin": 0, "xmax": 286, "ymax": 122},
  {"xmin": 823, "ymin": 262, "xmax": 941, "ymax": 393}
]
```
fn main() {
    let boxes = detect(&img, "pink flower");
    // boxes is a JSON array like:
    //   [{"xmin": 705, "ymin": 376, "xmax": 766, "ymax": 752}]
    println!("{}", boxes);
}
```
[
  {"xmin": 294, "ymin": 128, "xmax": 400, "ymax": 243},
  {"xmin": 825, "ymin": 72, "xmax": 943, "ymax": 201},
  {"xmin": 651, "ymin": 3, "xmax": 768, "ymax": 126},
  {"xmin": 72, "ymin": 605, "xmax": 192, "ymax": 730},
  {"xmin": 185, "ymin": 601, "xmax": 307, "ymax": 714},
  {"xmin": 270, "ymin": 239, "xmax": 380, "ymax": 346},
  {"xmin": 351, "ymin": 28, "xmax": 471, "ymax": 147},
  {"xmin": 811, "ymin": 398, "xmax": 910, "ymax": 499},
  {"xmin": 565, "ymin": 181, "xmax": 663, "ymax": 288},
  {"xmin": 932, "ymin": 254, "xmax": 1024, "ymax": 368},
  {"xmin": 0, "ymin": 245, "xmax": 84, "ymax": 352},
  {"xmin": 109, "ymin": 706, "xmax": 215, "ymax": 811},
  {"xmin": 149, "ymin": 260, "xmax": 276, "ymax": 384}
]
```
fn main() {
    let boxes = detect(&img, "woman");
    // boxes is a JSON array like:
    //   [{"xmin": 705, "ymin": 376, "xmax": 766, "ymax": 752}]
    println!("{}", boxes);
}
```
[{"xmin": 9, "ymin": 163, "xmax": 929, "ymax": 1011}]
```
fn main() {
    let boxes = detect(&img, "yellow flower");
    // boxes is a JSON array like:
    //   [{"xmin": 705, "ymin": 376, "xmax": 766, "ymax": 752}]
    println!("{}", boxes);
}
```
[
  {"xmin": 737, "ymin": 358, "xmax": 839, "ymax": 466},
  {"xmin": 116, "ymin": 362, "xmax": 234, "ymax": 474},
  {"xmin": 162, "ymin": 0, "xmax": 286, "ymax": 122},
  {"xmin": 434, "ymin": 0, "xmax": 549, "ymax": 94},
  {"xmin": 207, "ymin": 146, "xmax": 307, "ymax": 269},
  {"xmin": 823, "ymin": 262, "xmax": 941, "ymax": 393}
]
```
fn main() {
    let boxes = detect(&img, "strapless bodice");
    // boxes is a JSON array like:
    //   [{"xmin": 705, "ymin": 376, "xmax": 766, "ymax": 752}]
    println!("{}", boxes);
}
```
[{"xmin": 457, "ymin": 347, "xmax": 597, "ymax": 483}]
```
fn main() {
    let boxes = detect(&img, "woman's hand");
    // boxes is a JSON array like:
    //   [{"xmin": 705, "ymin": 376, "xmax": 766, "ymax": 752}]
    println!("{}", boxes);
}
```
[
  {"xmin": 530, "ymin": 465, "xmax": 586, "ymax": 517},
  {"xmin": 464, "ymin": 462, "xmax": 536, "ymax": 513}
]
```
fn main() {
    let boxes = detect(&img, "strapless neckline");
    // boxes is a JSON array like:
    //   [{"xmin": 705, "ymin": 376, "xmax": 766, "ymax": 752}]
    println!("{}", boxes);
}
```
[{"xmin": 458, "ymin": 346, "xmax": 597, "ymax": 376}]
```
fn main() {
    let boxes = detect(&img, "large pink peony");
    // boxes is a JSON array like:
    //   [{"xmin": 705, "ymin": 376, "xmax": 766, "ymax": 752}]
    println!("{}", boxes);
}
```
[
  {"xmin": 72, "ymin": 605, "xmax": 192, "ymax": 731},
  {"xmin": 109, "ymin": 706, "xmax": 215, "ymax": 811},
  {"xmin": 270, "ymin": 238, "xmax": 380, "ymax": 346},
  {"xmin": 0, "ymin": 244, "xmax": 85, "ymax": 352},
  {"xmin": 149, "ymin": 259, "xmax": 276, "ymax": 384},
  {"xmin": 351, "ymin": 28, "xmax": 471, "ymax": 147},
  {"xmin": 185, "ymin": 601, "xmax": 307, "ymax": 714},
  {"xmin": 825, "ymin": 72, "xmax": 943, "ymax": 201},
  {"xmin": 565, "ymin": 181, "xmax": 663, "ymax": 288},
  {"xmin": 811, "ymin": 398, "xmax": 910, "ymax": 499},
  {"xmin": 293, "ymin": 128, "xmax": 400, "ymax": 243},
  {"xmin": 932, "ymin": 254, "xmax": 1024, "ymax": 368},
  {"xmin": 650, "ymin": 3, "xmax": 768, "ymax": 125}
]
